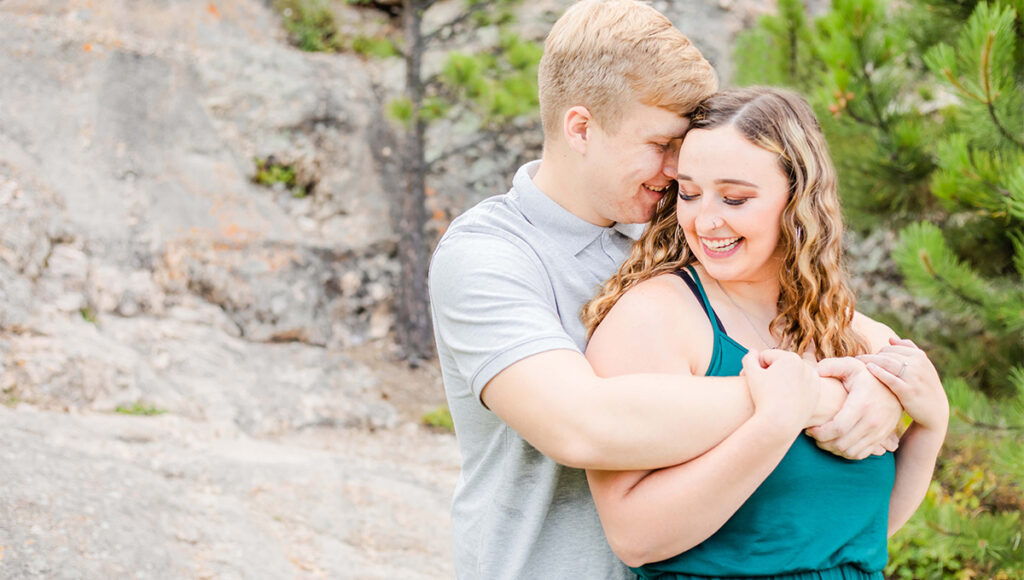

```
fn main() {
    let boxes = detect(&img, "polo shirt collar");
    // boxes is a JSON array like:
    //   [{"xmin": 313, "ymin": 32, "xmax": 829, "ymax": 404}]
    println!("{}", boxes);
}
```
[{"xmin": 513, "ymin": 161, "xmax": 644, "ymax": 255}]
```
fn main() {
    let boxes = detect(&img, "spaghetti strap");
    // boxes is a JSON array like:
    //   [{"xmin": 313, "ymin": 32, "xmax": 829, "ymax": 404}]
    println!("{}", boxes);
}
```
[{"xmin": 671, "ymin": 265, "xmax": 726, "ymax": 333}]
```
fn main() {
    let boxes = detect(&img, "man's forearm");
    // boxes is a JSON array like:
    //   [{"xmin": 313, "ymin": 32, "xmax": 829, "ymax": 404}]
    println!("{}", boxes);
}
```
[
  {"xmin": 484, "ymin": 351, "xmax": 755, "ymax": 471},
  {"xmin": 560, "ymin": 373, "xmax": 755, "ymax": 470}
]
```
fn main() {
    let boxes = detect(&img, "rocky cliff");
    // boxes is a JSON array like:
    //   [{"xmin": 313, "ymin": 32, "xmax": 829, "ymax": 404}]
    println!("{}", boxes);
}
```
[{"xmin": 0, "ymin": 1, "xmax": 873, "ymax": 578}]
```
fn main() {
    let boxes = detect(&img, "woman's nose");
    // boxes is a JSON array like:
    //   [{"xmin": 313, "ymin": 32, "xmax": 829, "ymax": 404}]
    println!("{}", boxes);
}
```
[{"xmin": 695, "ymin": 207, "xmax": 723, "ymax": 232}]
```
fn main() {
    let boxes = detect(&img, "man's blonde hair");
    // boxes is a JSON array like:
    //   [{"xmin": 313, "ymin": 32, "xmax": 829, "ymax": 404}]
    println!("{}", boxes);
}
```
[{"xmin": 538, "ymin": 0, "xmax": 717, "ymax": 136}]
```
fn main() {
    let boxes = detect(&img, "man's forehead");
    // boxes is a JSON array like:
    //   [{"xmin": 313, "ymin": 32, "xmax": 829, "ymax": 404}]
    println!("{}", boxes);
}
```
[
  {"xmin": 641, "ymin": 119, "xmax": 689, "ymax": 140},
  {"xmin": 636, "ymin": 109, "xmax": 689, "ymax": 136}
]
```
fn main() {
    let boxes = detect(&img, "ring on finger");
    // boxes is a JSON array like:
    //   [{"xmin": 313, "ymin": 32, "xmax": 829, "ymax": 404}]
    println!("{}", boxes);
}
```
[{"xmin": 897, "ymin": 361, "xmax": 908, "ymax": 378}]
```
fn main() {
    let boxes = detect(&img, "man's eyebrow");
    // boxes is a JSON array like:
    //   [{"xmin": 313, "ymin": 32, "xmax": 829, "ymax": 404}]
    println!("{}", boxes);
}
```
[{"xmin": 648, "ymin": 131, "xmax": 685, "ymax": 141}]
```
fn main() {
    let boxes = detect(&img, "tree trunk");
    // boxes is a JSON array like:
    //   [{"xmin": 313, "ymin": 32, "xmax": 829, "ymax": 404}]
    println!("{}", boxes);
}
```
[{"xmin": 394, "ymin": 0, "xmax": 434, "ymax": 363}]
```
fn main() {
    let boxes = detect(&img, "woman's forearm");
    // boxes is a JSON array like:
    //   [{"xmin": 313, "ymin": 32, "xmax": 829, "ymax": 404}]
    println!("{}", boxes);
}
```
[
  {"xmin": 888, "ymin": 421, "xmax": 946, "ymax": 536},
  {"xmin": 588, "ymin": 413, "xmax": 800, "ymax": 567}
]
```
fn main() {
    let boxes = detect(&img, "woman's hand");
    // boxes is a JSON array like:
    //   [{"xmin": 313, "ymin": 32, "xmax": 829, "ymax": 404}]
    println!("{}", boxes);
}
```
[
  {"xmin": 742, "ymin": 349, "xmax": 820, "ymax": 433},
  {"xmin": 857, "ymin": 337, "xmax": 949, "ymax": 433}
]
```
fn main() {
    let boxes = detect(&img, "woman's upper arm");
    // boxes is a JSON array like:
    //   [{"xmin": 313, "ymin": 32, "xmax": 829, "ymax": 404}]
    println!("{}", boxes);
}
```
[
  {"xmin": 584, "ymin": 275, "xmax": 711, "ymax": 521},
  {"xmin": 586, "ymin": 274, "xmax": 711, "ymax": 378},
  {"xmin": 852, "ymin": 311, "xmax": 900, "ymax": 353}
]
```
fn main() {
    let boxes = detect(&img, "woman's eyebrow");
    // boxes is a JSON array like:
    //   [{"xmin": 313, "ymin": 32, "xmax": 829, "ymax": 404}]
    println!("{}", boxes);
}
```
[
  {"xmin": 715, "ymin": 178, "xmax": 759, "ymax": 188},
  {"xmin": 675, "ymin": 175, "xmax": 759, "ymax": 189}
]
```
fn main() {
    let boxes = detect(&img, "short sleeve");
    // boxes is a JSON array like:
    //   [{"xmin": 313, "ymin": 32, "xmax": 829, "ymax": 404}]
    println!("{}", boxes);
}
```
[{"xmin": 429, "ymin": 230, "xmax": 579, "ymax": 400}]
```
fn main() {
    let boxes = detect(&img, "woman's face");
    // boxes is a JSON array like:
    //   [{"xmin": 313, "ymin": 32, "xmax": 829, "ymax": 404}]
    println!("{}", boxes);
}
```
[{"xmin": 675, "ymin": 125, "xmax": 791, "ymax": 285}]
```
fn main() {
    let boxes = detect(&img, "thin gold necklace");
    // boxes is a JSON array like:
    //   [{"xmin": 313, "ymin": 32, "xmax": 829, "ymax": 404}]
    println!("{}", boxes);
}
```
[{"xmin": 713, "ymin": 277, "xmax": 778, "ymax": 349}]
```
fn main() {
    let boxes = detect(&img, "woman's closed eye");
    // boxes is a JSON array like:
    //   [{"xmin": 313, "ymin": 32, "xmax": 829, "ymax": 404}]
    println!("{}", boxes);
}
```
[{"xmin": 678, "ymin": 188, "xmax": 700, "ymax": 201}]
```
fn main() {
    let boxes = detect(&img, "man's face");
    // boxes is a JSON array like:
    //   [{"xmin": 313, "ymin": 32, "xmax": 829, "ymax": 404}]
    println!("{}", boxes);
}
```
[{"xmin": 582, "ymin": 102, "xmax": 689, "ymax": 226}]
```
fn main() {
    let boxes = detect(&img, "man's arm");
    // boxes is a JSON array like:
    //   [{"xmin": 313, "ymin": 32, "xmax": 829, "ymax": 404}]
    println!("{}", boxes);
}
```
[
  {"xmin": 431, "ymin": 231, "xmax": 846, "ymax": 471},
  {"xmin": 483, "ymin": 349, "xmax": 756, "ymax": 470},
  {"xmin": 482, "ymin": 276, "xmax": 847, "ymax": 471}
]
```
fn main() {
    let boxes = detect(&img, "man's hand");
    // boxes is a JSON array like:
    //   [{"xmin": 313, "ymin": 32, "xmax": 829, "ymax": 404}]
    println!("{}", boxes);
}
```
[{"xmin": 805, "ymin": 357, "xmax": 902, "ymax": 460}]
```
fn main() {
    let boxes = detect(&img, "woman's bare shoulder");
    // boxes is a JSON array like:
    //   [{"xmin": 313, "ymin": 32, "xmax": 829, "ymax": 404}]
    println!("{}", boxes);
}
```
[
  {"xmin": 852, "ymin": 310, "xmax": 899, "ymax": 352},
  {"xmin": 587, "ymin": 271, "xmax": 714, "ymax": 376}
]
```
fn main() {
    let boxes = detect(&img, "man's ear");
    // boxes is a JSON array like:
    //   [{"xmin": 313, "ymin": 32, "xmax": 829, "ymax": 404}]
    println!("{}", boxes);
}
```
[{"xmin": 563, "ymin": 106, "xmax": 594, "ymax": 155}]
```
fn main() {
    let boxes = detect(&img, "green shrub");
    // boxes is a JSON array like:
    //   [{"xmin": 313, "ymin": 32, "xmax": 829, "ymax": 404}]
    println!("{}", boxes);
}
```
[
  {"xmin": 115, "ymin": 402, "xmax": 168, "ymax": 416},
  {"xmin": 421, "ymin": 404, "xmax": 454, "ymax": 432},
  {"xmin": 253, "ymin": 157, "xmax": 309, "ymax": 198},
  {"xmin": 275, "ymin": 0, "xmax": 342, "ymax": 53}
]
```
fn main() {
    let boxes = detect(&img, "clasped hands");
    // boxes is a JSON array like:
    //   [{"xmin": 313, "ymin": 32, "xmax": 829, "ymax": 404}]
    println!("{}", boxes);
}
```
[{"xmin": 743, "ymin": 338, "xmax": 947, "ymax": 460}]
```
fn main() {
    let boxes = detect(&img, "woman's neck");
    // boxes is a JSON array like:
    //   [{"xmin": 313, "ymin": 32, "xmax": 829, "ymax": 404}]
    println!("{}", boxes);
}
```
[{"xmin": 695, "ymin": 263, "xmax": 781, "ymax": 318}]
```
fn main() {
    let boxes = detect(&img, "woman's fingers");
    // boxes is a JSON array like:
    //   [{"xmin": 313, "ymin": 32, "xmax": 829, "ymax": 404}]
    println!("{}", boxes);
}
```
[{"xmin": 858, "ymin": 354, "xmax": 910, "ymax": 384}]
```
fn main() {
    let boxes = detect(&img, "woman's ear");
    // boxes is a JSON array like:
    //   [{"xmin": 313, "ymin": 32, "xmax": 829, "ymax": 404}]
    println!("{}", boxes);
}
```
[{"xmin": 564, "ymin": 106, "xmax": 593, "ymax": 155}]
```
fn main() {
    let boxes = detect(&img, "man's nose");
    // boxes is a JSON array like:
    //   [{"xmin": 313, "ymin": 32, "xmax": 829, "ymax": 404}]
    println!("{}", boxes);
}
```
[{"xmin": 661, "ymin": 141, "xmax": 682, "ymax": 178}]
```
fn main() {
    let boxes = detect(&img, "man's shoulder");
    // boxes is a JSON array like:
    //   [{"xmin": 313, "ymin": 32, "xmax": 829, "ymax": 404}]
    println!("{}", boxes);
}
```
[
  {"xmin": 444, "ymin": 192, "xmax": 525, "ymax": 237},
  {"xmin": 434, "ymin": 192, "xmax": 538, "ymax": 257}
]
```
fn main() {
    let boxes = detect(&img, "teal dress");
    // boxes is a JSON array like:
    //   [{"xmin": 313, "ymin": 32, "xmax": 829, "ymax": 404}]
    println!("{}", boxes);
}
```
[{"xmin": 634, "ymin": 266, "xmax": 895, "ymax": 580}]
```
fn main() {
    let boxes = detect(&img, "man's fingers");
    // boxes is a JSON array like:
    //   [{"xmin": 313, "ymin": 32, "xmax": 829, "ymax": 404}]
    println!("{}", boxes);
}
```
[
  {"xmin": 805, "ymin": 423, "xmax": 839, "ymax": 443},
  {"xmin": 890, "ymin": 336, "xmax": 918, "ymax": 349},
  {"xmin": 881, "ymin": 432, "xmax": 900, "ymax": 452},
  {"xmin": 871, "ymin": 344, "xmax": 918, "ymax": 357},
  {"xmin": 816, "ymin": 356, "xmax": 861, "ymax": 380}
]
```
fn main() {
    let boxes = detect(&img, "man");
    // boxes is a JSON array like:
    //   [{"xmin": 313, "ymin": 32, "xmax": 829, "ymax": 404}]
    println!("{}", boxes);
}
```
[{"xmin": 428, "ymin": 1, "xmax": 902, "ymax": 578}]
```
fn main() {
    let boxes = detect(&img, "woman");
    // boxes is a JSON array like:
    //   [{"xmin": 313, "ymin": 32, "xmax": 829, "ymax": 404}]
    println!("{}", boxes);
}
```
[{"xmin": 581, "ymin": 87, "xmax": 948, "ymax": 579}]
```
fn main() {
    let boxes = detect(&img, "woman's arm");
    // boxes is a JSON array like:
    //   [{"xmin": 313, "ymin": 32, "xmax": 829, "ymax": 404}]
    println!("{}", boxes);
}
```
[
  {"xmin": 584, "ymin": 275, "xmax": 826, "ymax": 566},
  {"xmin": 588, "ymin": 351, "xmax": 822, "ymax": 566},
  {"xmin": 857, "ymin": 337, "xmax": 948, "ymax": 535}
]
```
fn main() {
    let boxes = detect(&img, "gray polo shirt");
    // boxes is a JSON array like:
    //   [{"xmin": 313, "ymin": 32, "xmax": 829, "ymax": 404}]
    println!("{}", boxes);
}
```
[{"xmin": 429, "ymin": 161, "xmax": 641, "ymax": 579}]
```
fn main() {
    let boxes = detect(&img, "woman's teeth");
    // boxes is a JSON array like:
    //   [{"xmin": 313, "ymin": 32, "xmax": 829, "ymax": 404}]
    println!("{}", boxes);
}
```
[{"xmin": 702, "ymin": 237, "xmax": 741, "ymax": 251}]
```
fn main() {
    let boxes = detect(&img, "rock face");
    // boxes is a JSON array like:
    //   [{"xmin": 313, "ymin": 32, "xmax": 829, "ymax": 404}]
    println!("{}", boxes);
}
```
[
  {"xmin": 0, "ymin": 0, "xmax": 905, "ymax": 578},
  {"xmin": 0, "ymin": 1, "xmax": 455, "ymax": 577}
]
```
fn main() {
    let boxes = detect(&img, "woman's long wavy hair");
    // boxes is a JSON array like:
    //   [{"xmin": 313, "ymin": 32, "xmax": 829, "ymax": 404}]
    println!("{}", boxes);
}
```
[{"xmin": 582, "ymin": 86, "xmax": 869, "ymax": 359}]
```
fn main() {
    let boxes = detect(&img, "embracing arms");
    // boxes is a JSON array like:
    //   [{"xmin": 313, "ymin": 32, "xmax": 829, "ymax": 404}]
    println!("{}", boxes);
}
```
[
  {"xmin": 483, "ymin": 350, "xmax": 758, "ymax": 470},
  {"xmin": 432, "ymin": 233, "xmax": 898, "ymax": 472}
]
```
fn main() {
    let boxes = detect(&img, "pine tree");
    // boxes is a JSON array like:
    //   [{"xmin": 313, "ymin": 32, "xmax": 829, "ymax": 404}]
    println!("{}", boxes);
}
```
[
  {"xmin": 352, "ymin": 0, "xmax": 541, "ymax": 363},
  {"xmin": 734, "ymin": 1, "xmax": 1024, "ymax": 577},
  {"xmin": 895, "ymin": 1, "xmax": 1024, "ymax": 397}
]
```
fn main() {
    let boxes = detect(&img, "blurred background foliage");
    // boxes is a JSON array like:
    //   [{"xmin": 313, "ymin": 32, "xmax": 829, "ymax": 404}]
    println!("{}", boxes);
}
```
[{"xmin": 736, "ymin": 0, "xmax": 1023, "ymax": 577}]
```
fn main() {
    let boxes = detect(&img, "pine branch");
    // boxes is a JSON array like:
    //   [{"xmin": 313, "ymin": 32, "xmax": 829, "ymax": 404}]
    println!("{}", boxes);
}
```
[
  {"xmin": 940, "ymin": 67, "xmax": 987, "ymax": 103},
  {"xmin": 427, "ymin": 132, "xmax": 493, "ymax": 166},
  {"xmin": 853, "ymin": 35, "xmax": 891, "ymax": 135},
  {"xmin": 843, "ymin": 105, "xmax": 883, "ymax": 130},
  {"xmin": 979, "ymin": 30, "xmax": 1024, "ymax": 151},
  {"xmin": 953, "ymin": 411, "xmax": 1024, "ymax": 431},
  {"xmin": 918, "ymin": 250, "xmax": 989, "ymax": 311}
]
